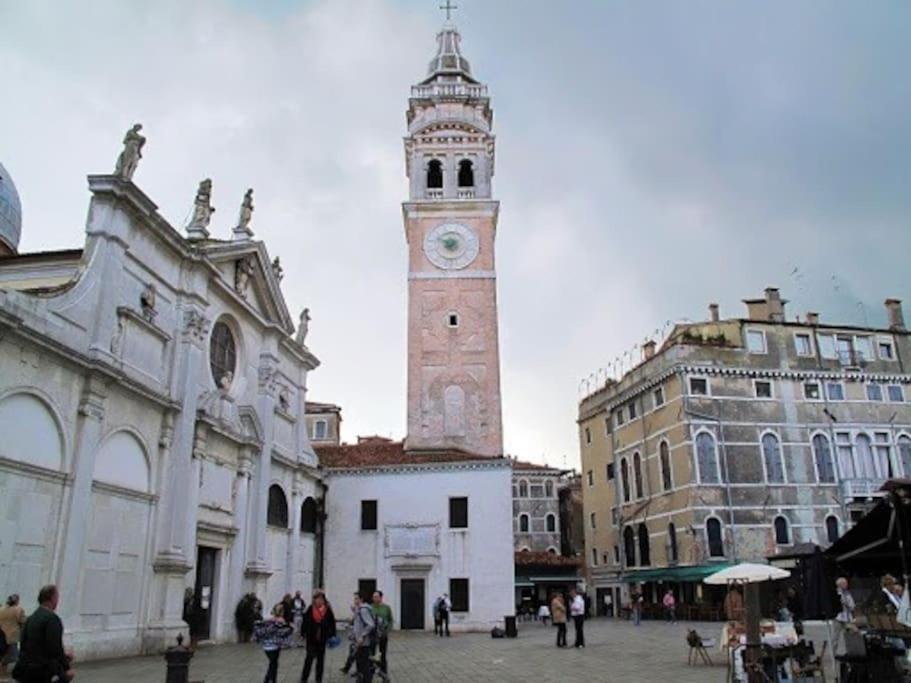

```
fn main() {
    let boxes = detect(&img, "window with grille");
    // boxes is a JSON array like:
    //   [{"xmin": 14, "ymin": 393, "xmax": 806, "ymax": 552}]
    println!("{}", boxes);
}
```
[
  {"xmin": 361, "ymin": 500, "xmax": 377, "ymax": 531},
  {"xmin": 706, "ymin": 518, "xmax": 724, "ymax": 558},
  {"xmin": 450, "ymin": 578, "xmax": 469, "ymax": 612},
  {"xmin": 209, "ymin": 320, "xmax": 236, "ymax": 388},
  {"xmin": 449, "ymin": 497, "xmax": 468, "ymax": 529},
  {"xmin": 300, "ymin": 497, "xmax": 318, "ymax": 533}
]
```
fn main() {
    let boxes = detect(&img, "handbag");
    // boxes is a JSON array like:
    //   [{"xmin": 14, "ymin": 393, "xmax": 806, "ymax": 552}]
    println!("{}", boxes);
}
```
[{"xmin": 327, "ymin": 635, "xmax": 342, "ymax": 649}]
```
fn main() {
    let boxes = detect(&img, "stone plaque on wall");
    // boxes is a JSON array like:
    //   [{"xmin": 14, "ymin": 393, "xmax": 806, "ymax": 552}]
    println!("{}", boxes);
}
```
[{"xmin": 384, "ymin": 524, "xmax": 440, "ymax": 558}]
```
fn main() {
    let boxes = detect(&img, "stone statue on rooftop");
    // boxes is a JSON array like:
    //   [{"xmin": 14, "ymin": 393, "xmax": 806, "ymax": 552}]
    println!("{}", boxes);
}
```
[
  {"xmin": 271, "ymin": 256, "xmax": 284, "ymax": 282},
  {"xmin": 186, "ymin": 178, "xmax": 215, "ymax": 240},
  {"xmin": 296, "ymin": 308, "xmax": 311, "ymax": 346},
  {"xmin": 233, "ymin": 188, "xmax": 254, "ymax": 240},
  {"xmin": 114, "ymin": 124, "xmax": 145, "ymax": 180}
]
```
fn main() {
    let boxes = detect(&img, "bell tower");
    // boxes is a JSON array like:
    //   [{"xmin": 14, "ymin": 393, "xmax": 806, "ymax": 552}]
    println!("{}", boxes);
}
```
[{"xmin": 402, "ymin": 19, "xmax": 503, "ymax": 457}]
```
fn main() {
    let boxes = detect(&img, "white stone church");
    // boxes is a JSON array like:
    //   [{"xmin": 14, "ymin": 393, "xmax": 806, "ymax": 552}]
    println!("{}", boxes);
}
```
[{"xmin": 0, "ymin": 19, "xmax": 514, "ymax": 660}]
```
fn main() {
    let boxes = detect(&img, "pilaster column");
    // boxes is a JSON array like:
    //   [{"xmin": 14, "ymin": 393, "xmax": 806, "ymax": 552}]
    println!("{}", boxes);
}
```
[
  {"xmin": 246, "ymin": 353, "xmax": 278, "ymax": 578},
  {"xmin": 154, "ymin": 308, "xmax": 209, "ymax": 568},
  {"xmin": 57, "ymin": 374, "xmax": 107, "ymax": 624},
  {"xmin": 227, "ymin": 448, "xmax": 254, "ymax": 635},
  {"xmin": 287, "ymin": 475, "xmax": 303, "ymax": 594}
]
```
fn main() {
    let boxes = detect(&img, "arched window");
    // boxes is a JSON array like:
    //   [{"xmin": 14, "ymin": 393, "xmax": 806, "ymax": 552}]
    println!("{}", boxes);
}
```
[
  {"xmin": 696, "ymin": 432, "xmax": 720, "ymax": 484},
  {"xmin": 623, "ymin": 526, "xmax": 636, "ymax": 567},
  {"xmin": 668, "ymin": 523, "xmax": 678, "ymax": 563},
  {"xmin": 267, "ymin": 484, "xmax": 289, "ymax": 528},
  {"xmin": 457, "ymin": 159, "xmax": 474, "ymax": 187},
  {"xmin": 427, "ymin": 159, "xmax": 443, "ymax": 189},
  {"xmin": 518, "ymin": 480, "xmax": 528, "ymax": 497},
  {"xmin": 813, "ymin": 434, "xmax": 836, "ymax": 483},
  {"xmin": 826, "ymin": 515, "xmax": 840, "ymax": 543},
  {"xmin": 898, "ymin": 436, "xmax": 911, "ymax": 478},
  {"xmin": 774, "ymin": 516, "xmax": 790, "ymax": 545},
  {"xmin": 620, "ymin": 458, "xmax": 631, "ymax": 502},
  {"xmin": 633, "ymin": 452, "xmax": 644, "ymax": 498},
  {"xmin": 856, "ymin": 434, "xmax": 877, "ymax": 479},
  {"xmin": 209, "ymin": 320, "xmax": 237, "ymax": 388},
  {"xmin": 519, "ymin": 513, "xmax": 529, "ymax": 533},
  {"xmin": 762, "ymin": 433, "xmax": 785, "ymax": 483},
  {"xmin": 638, "ymin": 523, "xmax": 651, "ymax": 566},
  {"xmin": 706, "ymin": 518, "xmax": 725, "ymax": 558},
  {"xmin": 546, "ymin": 513, "xmax": 556, "ymax": 532},
  {"xmin": 660, "ymin": 441, "xmax": 673, "ymax": 491},
  {"xmin": 544, "ymin": 480, "xmax": 554, "ymax": 497},
  {"xmin": 300, "ymin": 496, "xmax": 318, "ymax": 533}
]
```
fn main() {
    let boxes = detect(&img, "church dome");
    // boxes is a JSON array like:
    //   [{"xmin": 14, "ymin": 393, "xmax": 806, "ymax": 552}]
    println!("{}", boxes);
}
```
[{"xmin": 0, "ymin": 162, "xmax": 22, "ymax": 255}]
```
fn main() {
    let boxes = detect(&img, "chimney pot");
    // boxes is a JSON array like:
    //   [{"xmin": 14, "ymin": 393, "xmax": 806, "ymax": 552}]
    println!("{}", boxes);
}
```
[
  {"xmin": 806, "ymin": 312, "xmax": 819, "ymax": 325},
  {"xmin": 886, "ymin": 299, "xmax": 905, "ymax": 331},
  {"xmin": 765, "ymin": 286, "xmax": 785, "ymax": 322},
  {"xmin": 708, "ymin": 303, "xmax": 720, "ymax": 322}
]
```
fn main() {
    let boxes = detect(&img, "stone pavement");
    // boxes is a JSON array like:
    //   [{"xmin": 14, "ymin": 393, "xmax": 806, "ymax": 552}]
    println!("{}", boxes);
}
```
[{"xmin": 79, "ymin": 618, "xmax": 740, "ymax": 682}]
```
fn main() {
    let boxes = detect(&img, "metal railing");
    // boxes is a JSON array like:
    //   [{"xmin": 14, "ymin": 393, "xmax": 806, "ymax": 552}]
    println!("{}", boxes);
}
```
[{"xmin": 841, "ymin": 477, "xmax": 887, "ymax": 499}]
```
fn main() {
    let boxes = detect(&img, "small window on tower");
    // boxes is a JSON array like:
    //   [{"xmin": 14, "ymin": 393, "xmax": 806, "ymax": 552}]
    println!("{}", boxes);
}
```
[
  {"xmin": 457, "ymin": 159, "xmax": 474, "ymax": 187},
  {"xmin": 427, "ymin": 159, "xmax": 443, "ymax": 189},
  {"xmin": 448, "ymin": 313, "xmax": 459, "ymax": 328}
]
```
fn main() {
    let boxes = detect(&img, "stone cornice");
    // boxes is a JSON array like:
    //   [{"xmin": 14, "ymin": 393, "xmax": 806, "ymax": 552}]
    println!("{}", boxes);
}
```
[
  {"xmin": 0, "ymin": 455, "xmax": 70, "ymax": 484},
  {"xmin": 92, "ymin": 479, "xmax": 157, "ymax": 503},
  {"xmin": 322, "ymin": 458, "xmax": 511, "ymax": 478}
]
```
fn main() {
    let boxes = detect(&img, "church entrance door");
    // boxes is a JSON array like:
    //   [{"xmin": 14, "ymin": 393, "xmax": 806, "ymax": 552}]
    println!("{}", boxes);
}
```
[
  {"xmin": 194, "ymin": 546, "xmax": 218, "ymax": 640},
  {"xmin": 400, "ymin": 578, "xmax": 425, "ymax": 630}
]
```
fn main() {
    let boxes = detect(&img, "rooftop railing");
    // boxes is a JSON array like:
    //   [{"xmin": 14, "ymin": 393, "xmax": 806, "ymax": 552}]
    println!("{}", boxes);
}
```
[{"xmin": 411, "ymin": 83, "xmax": 488, "ymax": 99}]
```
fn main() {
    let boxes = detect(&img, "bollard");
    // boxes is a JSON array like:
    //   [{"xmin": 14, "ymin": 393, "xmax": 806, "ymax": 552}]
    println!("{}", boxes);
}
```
[{"xmin": 164, "ymin": 633, "xmax": 194, "ymax": 683}]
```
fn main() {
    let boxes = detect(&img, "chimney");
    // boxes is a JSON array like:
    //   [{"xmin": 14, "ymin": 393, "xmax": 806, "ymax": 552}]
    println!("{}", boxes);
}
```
[
  {"xmin": 708, "ymin": 303, "xmax": 720, "ymax": 322},
  {"xmin": 765, "ymin": 287, "xmax": 785, "ymax": 322},
  {"xmin": 643, "ymin": 339, "xmax": 656, "ymax": 360},
  {"xmin": 806, "ymin": 312, "xmax": 819, "ymax": 325},
  {"xmin": 886, "ymin": 299, "xmax": 906, "ymax": 331}
]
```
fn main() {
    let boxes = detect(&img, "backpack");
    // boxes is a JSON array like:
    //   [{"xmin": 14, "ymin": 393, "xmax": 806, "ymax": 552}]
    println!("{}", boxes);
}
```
[
  {"xmin": 374, "ymin": 613, "xmax": 390, "ymax": 639},
  {"xmin": 490, "ymin": 626, "xmax": 505, "ymax": 639},
  {"xmin": 0, "ymin": 627, "xmax": 7, "ymax": 658}
]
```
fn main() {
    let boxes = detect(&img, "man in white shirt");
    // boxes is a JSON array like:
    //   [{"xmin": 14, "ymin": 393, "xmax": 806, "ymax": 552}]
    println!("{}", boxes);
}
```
[{"xmin": 569, "ymin": 587, "xmax": 586, "ymax": 648}]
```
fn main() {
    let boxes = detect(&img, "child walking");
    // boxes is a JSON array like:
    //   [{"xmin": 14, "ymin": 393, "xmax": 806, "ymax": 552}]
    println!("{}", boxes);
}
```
[{"xmin": 254, "ymin": 603, "xmax": 294, "ymax": 683}]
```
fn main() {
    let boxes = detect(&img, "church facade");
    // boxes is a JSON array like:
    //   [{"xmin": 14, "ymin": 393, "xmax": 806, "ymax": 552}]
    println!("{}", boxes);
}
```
[{"xmin": 0, "ymin": 147, "xmax": 323, "ymax": 659}]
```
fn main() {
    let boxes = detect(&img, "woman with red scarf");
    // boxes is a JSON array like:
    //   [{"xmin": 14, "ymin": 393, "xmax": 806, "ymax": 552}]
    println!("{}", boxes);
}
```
[{"xmin": 300, "ymin": 590, "xmax": 337, "ymax": 683}]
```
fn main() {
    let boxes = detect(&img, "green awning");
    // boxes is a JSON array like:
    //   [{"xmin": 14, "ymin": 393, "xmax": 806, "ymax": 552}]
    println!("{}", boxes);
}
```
[{"xmin": 622, "ymin": 564, "xmax": 732, "ymax": 583}]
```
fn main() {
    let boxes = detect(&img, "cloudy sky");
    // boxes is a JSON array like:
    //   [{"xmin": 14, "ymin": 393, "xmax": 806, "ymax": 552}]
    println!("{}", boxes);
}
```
[{"xmin": 2, "ymin": 0, "xmax": 909, "ymax": 468}]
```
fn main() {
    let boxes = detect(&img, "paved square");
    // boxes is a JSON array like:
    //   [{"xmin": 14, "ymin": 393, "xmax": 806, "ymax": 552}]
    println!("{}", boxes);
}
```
[{"xmin": 79, "ymin": 619, "xmax": 738, "ymax": 682}]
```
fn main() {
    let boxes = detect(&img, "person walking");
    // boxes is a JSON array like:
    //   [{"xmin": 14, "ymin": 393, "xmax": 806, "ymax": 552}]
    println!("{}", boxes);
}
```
[
  {"xmin": 0, "ymin": 594, "xmax": 26, "ymax": 679},
  {"xmin": 662, "ymin": 589, "xmax": 677, "ymax": 623},
  {"xmin": 292, "ymin": 591, "xmax": 306, "ymax": 643},
  {"xmin": 537, "ymin": 602, "xmax": 551, "ymax": 626},
  {"xmin": 12, "ymin": 585, "xmax": 75, "ymax": 683},
  {"xmin": 630, "ymin": 589, "xmax": 643, "ymax": 626},
  {"xmin": 569, "ymin": 588, "xmax": 585, "ymax": 648},
  {"xmin": 371, "ymin": 591, "xmax": 393, "ymax": 677},
  {"xmin": 300, "ymin": 590, "xmax": 336, "ymax": 683},
  {"xmin": 432, "ymin": 596, "xmax": 442, "ymax": 636},
  {"xmin": 350, "ymin": 593, "xmax": 376, "ymax": 682},
  {"xmin": 834, "ymin": 576, "xmax": 856, "ymax": 656},
  {"xmin": 280, "ymin": 594, "xmax": 295, "ymax": 624},
  {"xmin": 550, "ymin": 593, "xmax": 567, "ymax": 648},
  {"xmin": 340, "ymin": 593, "xmax": 359, "ymax": 676},
  {"xmin": 437, "ymin": 594, "xmax": 451, "ymax": 637},
  {"xmin": 254, "ymin": 604, "xmax": 293, "ymax": 683}
]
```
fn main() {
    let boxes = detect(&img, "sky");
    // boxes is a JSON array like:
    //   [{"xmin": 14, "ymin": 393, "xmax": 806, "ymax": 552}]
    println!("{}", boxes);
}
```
[{"xmin": 2, "ymin": 0, "xmax": 909, "ymax": 469}]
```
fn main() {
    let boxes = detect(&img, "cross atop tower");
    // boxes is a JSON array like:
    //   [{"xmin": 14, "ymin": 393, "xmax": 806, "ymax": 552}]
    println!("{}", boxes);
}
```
[{"xmin": 439, "ymin": 0, "xmax": 457, "ymax": 22}]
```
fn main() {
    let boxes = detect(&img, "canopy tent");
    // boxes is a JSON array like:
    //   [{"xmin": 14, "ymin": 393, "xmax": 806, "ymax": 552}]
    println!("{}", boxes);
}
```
[
  {"xmin": 623, "ymin": 564, "xmax": 732, "ymax": 584},
  {"xmin": 703, "ymin": 562, "xmax": 790, "ymax": 585}
]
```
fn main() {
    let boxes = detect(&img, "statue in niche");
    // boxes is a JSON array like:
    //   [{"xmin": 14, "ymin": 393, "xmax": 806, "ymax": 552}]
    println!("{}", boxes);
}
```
[
  {"xmin": 278, "ymin": 387, "xmax": 290, "ymax": 412},
  {"xmin": 219, "ymin": 370, "xmax": 234, "ymax": 393},
  {"xmin": 114, "ymin": 123, "xmax": 145, "ymax": 180},
  {"xmin": 187, "ymin": 179, "xmax": 215, "ymax": 237},
  {"xmin": 271, "ymin": 256, "xmax": 284, "ymax": 283},
  {"xmin": 234, "ymin": 256, "xmax": 255, "ymax": 299},
  {"xmin": 233, "ymin": 188, "xmax": 254, "ymax": 239},
  {"xmin": 140, "ymin": 283, "xmax": 157, "ymax": 322},
  {"xmin": 296, "ymin": 308, "xmax": 311, "ymax": 346}
]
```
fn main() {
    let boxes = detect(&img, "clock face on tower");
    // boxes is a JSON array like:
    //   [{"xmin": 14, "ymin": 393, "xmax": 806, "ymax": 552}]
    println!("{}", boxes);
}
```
[{"xmin": 423, "ymin": 222, "xmax": 480, "ymax": 270}]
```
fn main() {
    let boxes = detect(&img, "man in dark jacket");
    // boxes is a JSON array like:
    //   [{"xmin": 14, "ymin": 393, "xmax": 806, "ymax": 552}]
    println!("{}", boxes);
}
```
[{"xmin": 13, "ymin": 585, "xmax": 74, "ymax": 682}]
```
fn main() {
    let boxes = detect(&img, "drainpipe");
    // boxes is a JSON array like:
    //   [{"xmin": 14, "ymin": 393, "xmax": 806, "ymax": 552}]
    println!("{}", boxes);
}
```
[
  {"xmin": 684, "ymin": 398, "xmax": 738, "ymax": 563},
  {"xmin": 317, "ymin": 479, "xmax": 329, "ymax": 589}
]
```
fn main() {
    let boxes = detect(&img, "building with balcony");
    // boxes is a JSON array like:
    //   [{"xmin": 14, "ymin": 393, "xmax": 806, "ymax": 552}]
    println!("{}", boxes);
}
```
[{"xmin": 577, "ymin": 288, "xmax": 911, "ymax": 616}]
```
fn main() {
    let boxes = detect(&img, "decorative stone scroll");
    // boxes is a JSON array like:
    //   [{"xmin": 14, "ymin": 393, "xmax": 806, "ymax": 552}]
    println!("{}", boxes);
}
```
[{"xmin": 384, "ymin": 523, "xmax": 440, "ymax": 558}]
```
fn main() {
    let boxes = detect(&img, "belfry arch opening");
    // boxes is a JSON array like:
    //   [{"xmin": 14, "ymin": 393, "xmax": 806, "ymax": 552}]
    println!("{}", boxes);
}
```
[
  {"xmin": 427, "ymin": 159, "xmax": 443, "ymax": 189},
  {"xmin": 457, "ymin": 159, "xmax": 474, "ymax": 187}
]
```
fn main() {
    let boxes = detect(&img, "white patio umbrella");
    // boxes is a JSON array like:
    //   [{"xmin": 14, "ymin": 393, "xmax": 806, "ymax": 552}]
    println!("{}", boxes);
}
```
[{"xmin": 704, "ymin": 562, "xmax": 790, "ymax": 585}]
